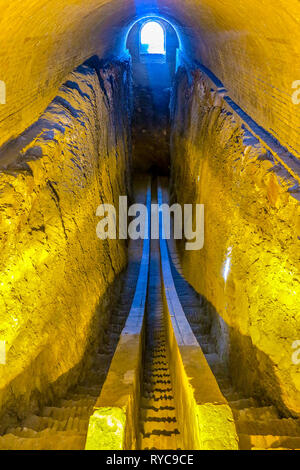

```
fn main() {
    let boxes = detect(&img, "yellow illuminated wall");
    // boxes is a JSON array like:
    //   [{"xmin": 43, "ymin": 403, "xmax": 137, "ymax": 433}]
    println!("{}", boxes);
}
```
[
  {"xmin": 171, "ymin": 69, "xmax": 300, "ymax": 416},
  {"xmin": 0, "ymin": 61, "xmax": 131, "ymax": 424}
]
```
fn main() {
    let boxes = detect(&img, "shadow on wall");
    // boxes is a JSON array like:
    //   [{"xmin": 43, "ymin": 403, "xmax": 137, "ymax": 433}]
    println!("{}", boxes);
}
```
[
  {"xmin": 0, "ymin": 275, "xmax": 123, "ymax": 434},
  {"xmin": 127, "ymin": 17, "xmax": 180, "ymax": 175},
  {"xmin": 0, "ymin": 57, "xmax": 132, "ymax": 428},
  {"xmin": 168, "ymin": 242, "xmax": 292, "ymax": 419}
]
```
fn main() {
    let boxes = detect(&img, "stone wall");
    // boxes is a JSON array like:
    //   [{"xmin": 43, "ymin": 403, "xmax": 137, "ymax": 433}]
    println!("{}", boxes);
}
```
[
  {"xmin": 170, "ymin": 67, "xmax": 300, "ymax": 417},
  {"xmin": 169, "ymin": 0, "xmax": 300, "ymax": 161},
  {"xmin": 127, "ymin": 17, "xmax": 178, "ymax": 174},
  {"xmin": 0, "ymin": 58, "xmax": 132, "ymax": 427},
  {"xmin": 131, "ymin": 85, "xmax": 170, "ymax": 174}
]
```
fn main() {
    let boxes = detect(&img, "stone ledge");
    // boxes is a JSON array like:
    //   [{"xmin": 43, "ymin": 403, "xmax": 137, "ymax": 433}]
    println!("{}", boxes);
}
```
[{"xmin": 158, "ymin": 180, "xmax": 239, "ymax": 450}]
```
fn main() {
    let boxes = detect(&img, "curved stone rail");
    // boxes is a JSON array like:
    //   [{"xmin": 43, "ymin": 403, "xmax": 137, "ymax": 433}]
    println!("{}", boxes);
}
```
[
  {"xmin": 85, "ymin": 179, "xmax": 151, "ymax": 450},
  {"xmin": 195, "ymin": 62, "xmax": 300, "ymax": 185},
  {"xmin": 157, "ymin": 179, "xmax": 239, "ymax": 450}
]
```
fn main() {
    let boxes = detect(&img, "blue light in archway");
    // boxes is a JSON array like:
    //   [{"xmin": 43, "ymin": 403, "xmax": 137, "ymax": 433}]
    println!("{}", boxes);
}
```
[{"xmin": 140, "ymin": 21, "xmax": 165, "ymax": 54}]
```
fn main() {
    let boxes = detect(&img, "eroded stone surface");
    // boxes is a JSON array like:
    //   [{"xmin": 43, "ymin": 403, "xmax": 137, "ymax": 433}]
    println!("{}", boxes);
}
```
[
  {"xmin": 170, "ymin": 67, "xmax": 300, "ymax": 417},
  {"xmin": 0, "ymin": 59, "xmax": 132, "ymax": 427}
]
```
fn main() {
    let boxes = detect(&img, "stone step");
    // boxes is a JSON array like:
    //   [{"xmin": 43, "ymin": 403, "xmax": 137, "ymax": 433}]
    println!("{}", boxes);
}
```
[
  {"xmin": 200, "ymin": 342, "xmax": 216, "ymax": 354},
  {"xmin": 41, "ymin": 405, "xmax": 93, "ymax": 420},
  {"xmin": 222, "ymin": 390, "xmax": 246, "ymax": 402},
  {"xmin": 140, "ymin": 433, "xmax": 182, "ymax": 450},
  {"xmin": 189, "ymin": 323, "xmax": 210, "ymax": 335},
  {"xmin": 143, "ymin": 385, "xmax": 173, "ymax": 395},
  {"xmin": 140, "ymin": 407, "xmax": 177, "ymax": 421},
  {"xmin": 92, "ymin": 353, "xmax": 111, "ymax": 368},
  {"xmin": 216, "ymin": 377, "xmax": 233, "ymax": 389},
  {"xmin": 0, "ymin": 431, "xmax": 86, "ymax": 450},
  {"xmin": 64, "ymin": 392, "xmax": 97, "ymax": 402},
  {"xmin": 229, "ymin": 398, "xmax": 258, "ymax": 410},
  {"xmin": 238, "ymin": 433, "xmax": 300, "ymax": 450},
  {"xmin": 183, "ymin": 307, "xmax": 206, "ymax": 317},
  {"xmin": 80, "ymin": 371, "xmax": 105, "ymax": 386},
  {"xmin": 59, "ymin": 397, "xmax": 95, "ymax": 408},
  {"xmin": 199, "ymin": 334, "xmax": 212, "ymax": 345},
  {"xmin": 233, "ymin": 406, "xmax": 279, "ymax": 422},
  {"xmin": 205, "ymin": 353, "xmax": 227, "ymax": 376},
  {"xmin": 5, "ymin": 423, "xmax": 87, "ymax": 438},
  {"xmin": 236, "ymin": 418, "xmax": 300, "ymax": 437},
  {"xmin": 74, "ymin": 385, "xmax": 101, "ymax": 396},
  {"xmin": 19, "ymin": 414, "xmax": 87, "ymax": 433},
  {"xmin": 141, "ymin": 420, "xmax": 180, "ymax": 436}
]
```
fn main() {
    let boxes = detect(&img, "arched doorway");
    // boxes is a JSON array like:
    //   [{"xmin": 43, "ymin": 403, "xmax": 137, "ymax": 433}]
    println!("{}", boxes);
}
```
[
  {"xmin": 126, "ymin": 17, "xmax": 180, "ymax": 174},
  {"xmin": 140, "ymin": 20, "xmax": 166, "ymax": 55}
]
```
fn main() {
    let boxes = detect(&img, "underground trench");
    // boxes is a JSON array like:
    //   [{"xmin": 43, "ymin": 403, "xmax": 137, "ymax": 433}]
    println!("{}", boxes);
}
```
[
  {"xmin": 0, "ymin": 3, "xmax": 299, "ymax": 451},
  {"xmin": 1, "ymin": 171, "xmax": 299, "ymax": 450}
]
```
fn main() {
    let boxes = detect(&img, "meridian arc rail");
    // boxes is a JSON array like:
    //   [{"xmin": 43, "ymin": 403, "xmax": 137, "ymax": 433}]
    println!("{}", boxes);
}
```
[{"xmin": 85, "ymin": 177, "xmax": 238, "ymax": 450}]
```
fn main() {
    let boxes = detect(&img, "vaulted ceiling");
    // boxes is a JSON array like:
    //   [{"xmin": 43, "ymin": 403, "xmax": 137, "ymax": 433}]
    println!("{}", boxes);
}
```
[{"xmin": 0, "ymin": 0, "xmax": 299, "ymax": 156}]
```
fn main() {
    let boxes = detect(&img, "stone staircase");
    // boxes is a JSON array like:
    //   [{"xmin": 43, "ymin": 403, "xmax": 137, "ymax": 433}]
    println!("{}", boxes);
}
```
[
  {"xmin": 167, "ymin": 237, "xmax": 300, "ymax": 450},
  {"xmin": 0, "ymin": 238, "xmax": 142, "ymax": 450},
  {"xmin": 0, "ymin": 370, "xmax": 104, "ymax": 450}
]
